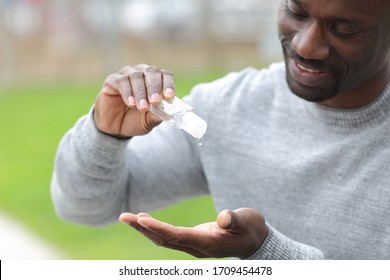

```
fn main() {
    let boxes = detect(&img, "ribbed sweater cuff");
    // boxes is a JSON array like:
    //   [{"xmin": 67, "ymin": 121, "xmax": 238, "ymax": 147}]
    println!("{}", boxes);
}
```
[
  {"xmin": 245, "ymin": 225, "xmax": 324, "ymax": 260},
  {"xmin": 78, "ymin": 108, "xmax": 131, "ymax": 164}
]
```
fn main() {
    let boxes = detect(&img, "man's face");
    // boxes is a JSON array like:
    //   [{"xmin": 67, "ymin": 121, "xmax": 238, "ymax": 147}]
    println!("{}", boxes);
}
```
[{"xmin": 278, "ymin": 0, "xmax": 390, "ymax": 104}]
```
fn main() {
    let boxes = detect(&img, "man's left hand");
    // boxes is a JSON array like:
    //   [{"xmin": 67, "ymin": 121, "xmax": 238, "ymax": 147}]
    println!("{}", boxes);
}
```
[{"xmin": 119, "ymin": 208, "xmax": 268, "ymax": 259}]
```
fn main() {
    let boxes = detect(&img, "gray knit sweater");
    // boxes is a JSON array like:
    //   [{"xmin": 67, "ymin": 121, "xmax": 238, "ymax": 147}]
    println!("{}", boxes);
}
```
[{"xmin": 51, "ymin": 62, "xmax": 390, "ymax": 259}]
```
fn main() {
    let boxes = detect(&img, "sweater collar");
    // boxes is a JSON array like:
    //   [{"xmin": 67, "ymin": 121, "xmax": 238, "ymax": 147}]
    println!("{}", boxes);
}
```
[{"xmin": 302, "ymin": 80, "xmax": 390, "ymax": 131}]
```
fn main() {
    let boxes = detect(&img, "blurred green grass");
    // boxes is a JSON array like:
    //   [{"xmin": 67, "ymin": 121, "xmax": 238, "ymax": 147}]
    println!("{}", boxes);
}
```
[{"xmin": 0, "ymin": 71, "xmax": 224, "ymax": 259}]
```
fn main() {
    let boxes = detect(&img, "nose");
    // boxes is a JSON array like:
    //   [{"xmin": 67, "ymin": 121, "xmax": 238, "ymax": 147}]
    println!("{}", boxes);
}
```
[{"xmin": 291, "ymin": 22, "xmax": 330, "ymax": 60}]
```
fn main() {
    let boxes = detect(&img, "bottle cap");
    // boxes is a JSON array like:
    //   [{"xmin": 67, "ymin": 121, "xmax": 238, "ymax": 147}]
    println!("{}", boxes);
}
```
[{"xmin": 179, "ymin": 112, "xmax": 207, "ymax": 138}]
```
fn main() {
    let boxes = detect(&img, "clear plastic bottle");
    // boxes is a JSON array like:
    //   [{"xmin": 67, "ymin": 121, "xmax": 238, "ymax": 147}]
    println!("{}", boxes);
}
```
[{"xmin": 149, "ymin": 96, "xmax": 207, "ymax": 139}]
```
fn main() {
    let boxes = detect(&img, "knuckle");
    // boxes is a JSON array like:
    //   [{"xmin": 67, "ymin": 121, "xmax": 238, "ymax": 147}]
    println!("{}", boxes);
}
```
[
  {"xmin": 162, "ymin": 71, "xmax": 175, "ymax": 87},
  {"xmin": 134, "ymin": 63, "xmax": 149, "ymax": 70},
  {"xmin": 144, "ymin": 66, "xmax": 162, "ymax": 74},
  {"xmin": 144, "ymin": 67, "xmax": 162, "ymax": 89},
  {"xmin": 117, "ymin": 74, "xmax": 130, "ymax": 81},
  {"xmin": 167, "ymin": 235, "xmax": 182, "ymax": 245},
  {"xmin": 108, "ymin": 73, "xmax": 128, "ymax": 86},
  {"xmin": 119, "ymin": 65, "xmax": 133, "ymax": 73},
  {"xmin": 102, "ymin": 81, "xmax": 111, "ymax": 90},
  {"xmin": 105, "ymin": 73, "xmax": 116, "ymax": 84},
  {"xmin": 133, "ymin": 90, "xmax": 146, "ymax": 98},
  {"xmin": 151, "ymin": 234, "xmax": 182, "ymax": 247},
  {"xmin": 101, "ymin": 75, "xmax": 116, "ymax": 91},
  {"xmin": 154, "ymin": 238, "xmax": 168, "ymax": 247},
  {"xmin": 161, "ymin": 69, "xmax": 173, "ymax": 75},
  {"xmin": 145, "ymin": 79, "xmax": 162, "ymax": 90},
  {"xmin": 129, "ymin": 71, "xmax": 144, "ymax": 79}
]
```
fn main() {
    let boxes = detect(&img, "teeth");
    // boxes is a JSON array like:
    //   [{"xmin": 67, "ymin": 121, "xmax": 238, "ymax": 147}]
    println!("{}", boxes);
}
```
[{"xmin": 297, "ymin": 63, "xmax": 320, "ymax": 73}]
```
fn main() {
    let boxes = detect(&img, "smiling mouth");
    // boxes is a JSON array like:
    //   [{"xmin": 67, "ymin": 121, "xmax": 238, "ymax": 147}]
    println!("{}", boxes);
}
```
[
  {"xmin": 289, "ymin": 58, "xmax": 334, "ymax": 88},
  {"xmin": 296, "ymin": 63, "xmax": 322, "ymax": 74}
]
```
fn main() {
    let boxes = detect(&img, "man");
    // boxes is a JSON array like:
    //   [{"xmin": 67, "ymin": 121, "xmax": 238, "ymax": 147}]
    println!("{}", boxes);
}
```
[{"xmin": 51, "ymin": 0, "xmax": 390, "ymax": 259}]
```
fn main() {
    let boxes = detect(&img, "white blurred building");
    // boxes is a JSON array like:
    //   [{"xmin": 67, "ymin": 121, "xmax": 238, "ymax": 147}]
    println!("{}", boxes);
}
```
[{"xmin": 0, "ymin": 0, "xmax": 282, "ymax": 85}]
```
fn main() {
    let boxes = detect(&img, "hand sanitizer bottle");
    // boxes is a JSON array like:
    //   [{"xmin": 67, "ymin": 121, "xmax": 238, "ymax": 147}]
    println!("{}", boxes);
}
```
[{"xmin": 149, "ymin": 96, "xmax": 207, "ymax": 139}]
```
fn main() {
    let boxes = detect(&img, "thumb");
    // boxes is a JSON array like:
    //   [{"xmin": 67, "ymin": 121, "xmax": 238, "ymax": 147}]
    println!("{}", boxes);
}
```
[
  {"xmin": 217, "ymin": 209, "xmax": 240, "ymax": 231},
  {"xmin": 217, "ymin": 208, "xmax": 265, "ymax": 232}
]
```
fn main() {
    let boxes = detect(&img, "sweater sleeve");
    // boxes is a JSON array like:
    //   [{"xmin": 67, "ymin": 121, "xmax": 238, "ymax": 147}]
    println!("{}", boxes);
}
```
[
  {"xmin": 51, "ymin": 108, "xmax": 131, "ymax": 226},
  {"xmin": 245, "ymin": 224, "xmax": 324, "ymax": 260},
  {"xmin": 51, "ymin": 106, "xmax": 209, "ymax": 227}
]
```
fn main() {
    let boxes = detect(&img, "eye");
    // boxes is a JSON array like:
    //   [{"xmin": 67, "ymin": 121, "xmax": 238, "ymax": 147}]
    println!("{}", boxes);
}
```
[
  {"xmin": 330, "ymin": 23, "xmax": 360, "ymax": 38},
  {"xmin": 285, "ymin": 1, "xmax": 308, "ymax": 20}
]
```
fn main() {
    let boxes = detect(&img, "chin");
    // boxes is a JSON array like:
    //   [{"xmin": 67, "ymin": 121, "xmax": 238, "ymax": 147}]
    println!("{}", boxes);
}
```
[{"xmin": 285, "ymin": 69, "xmax": 339, "ymax": 103}]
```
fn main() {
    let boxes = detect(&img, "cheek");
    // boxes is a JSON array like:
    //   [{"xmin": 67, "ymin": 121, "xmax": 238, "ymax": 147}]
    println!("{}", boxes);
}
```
[
  {"xmin": 334, "ymin": 44, "xmax": 387, "ymax": 90},
  {"xmin": 336, "ymin": 42, "xmax": 384, "ymax": 77},
  {"xmin": 277, "ymin": 13, "xmax": 304, "ymax": 48},
  {"xmin": 277, "ymin": 8, "xmax": 295, "ymax": 37},
  {"xmin": 277, "ymin": 17, "xmax": 294, "ymax": 39}
]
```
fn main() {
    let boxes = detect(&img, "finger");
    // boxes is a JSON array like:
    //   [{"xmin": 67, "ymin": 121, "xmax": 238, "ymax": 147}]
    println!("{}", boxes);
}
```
[
  {"xmin": 137, "ymin": 212, "xmax": 151, "ymax": 218},
  {"xmin": 136, "ymin": 226, "xmax": 208, "ymax": 257},
  {"xmin": 137, "ymin": 217, "xmax": 218, "ymax": 249},
  {"xmin": 119, "ymin": 213, "xmax": 207, "ymax": 257},
  {"xmin": 161, "ymin": 69, "xmax": 176, "ymax": 99},
  {"xmin": 119, "ymin": 213, "xmax": 163, "ymax": 240},
  {"xmin": 217, "ymin": 209, "xmax": 244, "ymax": 233},
  {"xmin": 219, "ymin": 208, "xmax": 265, "ymax": 234},
  {"xmin": 135, "ymin": 217, "xmax": 209, "ymax": 258},
  {"xmin": 137, "ymin": 216, "xmax": 246, "ymax": 258},
  {"xmin": 143, "ymin": 66, "xmax": 163, "ymax": 105},
  {"xmin": 118, "ymin": 212, "xmax": 152, "ymax": 225},
  {"xmin": 101, "ymin": 74, "xmax": 121, "ymax": 96},
  {"xmin": 137, "ymin": 217, "xmax": 180, "ymax": 243},
  {"xmin": 117, "ymin": 75, "xmax": 136, "ymax": 107},
  {"xmin": 118, "ymin": 212, "xmax": 139, "ymax": 226},
  {"xmin": 137, "ymin": 216, "xmax": 210, "ymax": 248},
  {"xmin": 128, "ymin": 70, "xmax": 149, "ymax": 111},
  {"xmin": 216, "ymin": 209, "xmax": 234, "ymax": 229}
]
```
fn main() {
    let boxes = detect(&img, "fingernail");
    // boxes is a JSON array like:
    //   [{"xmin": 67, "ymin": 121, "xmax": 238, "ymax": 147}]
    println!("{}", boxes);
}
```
[
  {"xmin": 118, "ymin": 215, "xmax": 128, "ymax": 224},
  {"xmin": 139, "ymin": 99, "xmax": 149, "ymax": 109},
  {"xmin": 137, "ymin": 218, "xmax": 149, "ymax": 229},
  {"xmin": 164, "ymin": 88, "xmax": 175, "ymax": 98},
  {"xmin": 128, "ymin": 96, "xmax": 136, "ymax": 106},
  {"xmin": 150, "ymin": 93, "xmax": 161, "ymax": 103}
]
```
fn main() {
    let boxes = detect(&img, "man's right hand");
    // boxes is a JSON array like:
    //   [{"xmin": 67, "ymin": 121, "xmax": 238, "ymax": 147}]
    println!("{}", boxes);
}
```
[{"xmin": 94, "ymin": 64, "xmax": 176, "ymax": 138}]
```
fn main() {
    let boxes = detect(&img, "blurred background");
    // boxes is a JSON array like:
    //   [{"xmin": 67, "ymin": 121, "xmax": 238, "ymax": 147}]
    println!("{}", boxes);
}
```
[{"xmin": 0, "ymin": 0, "xmax": 282, "ymax": 259}]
